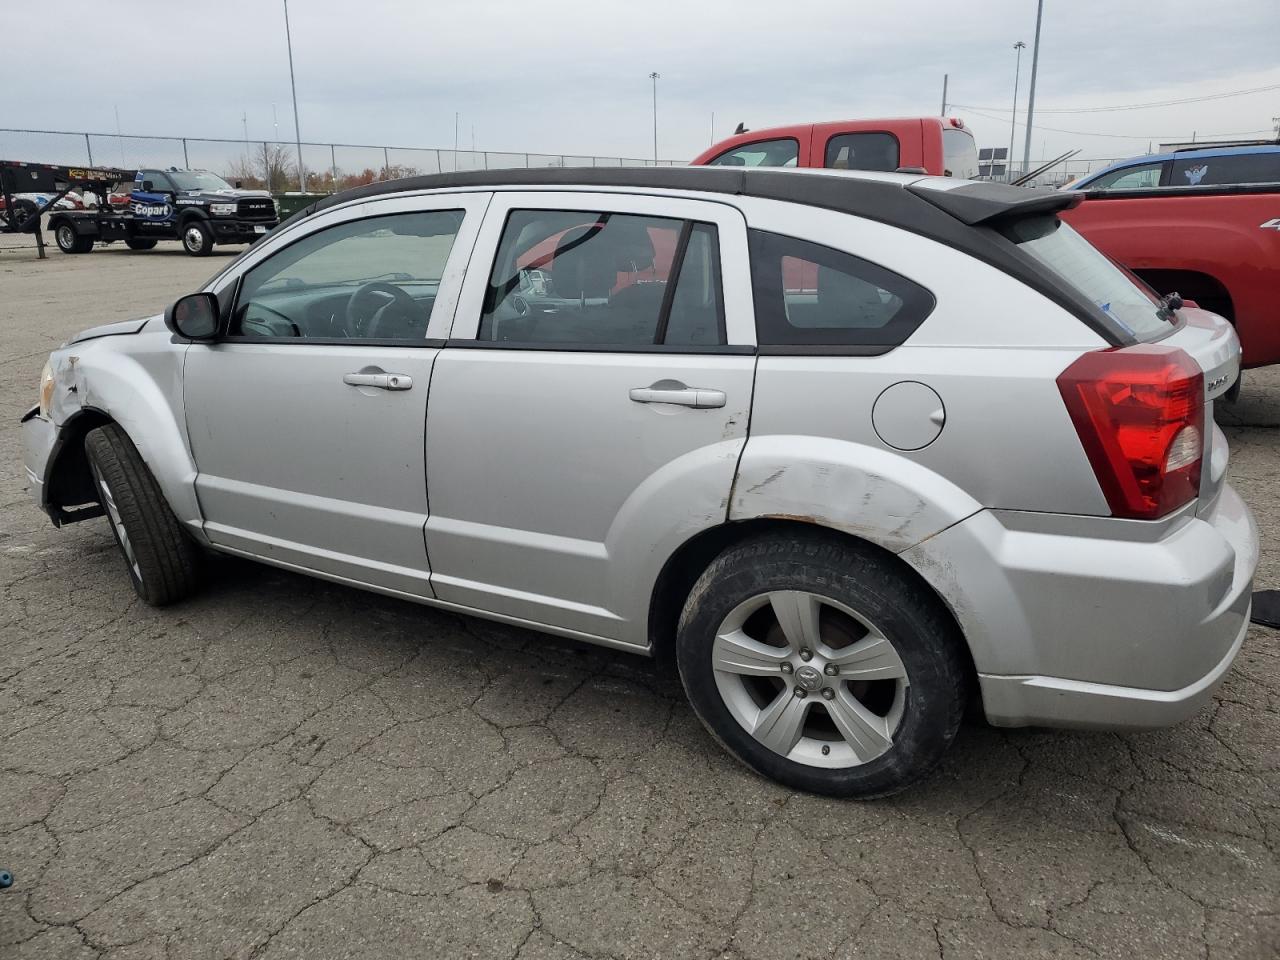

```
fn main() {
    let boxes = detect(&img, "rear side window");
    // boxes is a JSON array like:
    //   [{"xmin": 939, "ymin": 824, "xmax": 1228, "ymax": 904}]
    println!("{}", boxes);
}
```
[
  {"xmin": 707, "ymin": 139, "xmax": 799, "ymax": 168},
  {"xmin": 479, "ymin": 210, "xmax": 725, "ymax": 346},
  {"xmin": 824, "ymin": 132, "xmax": 900, "ymax": 171},
  {"xmin": 748, "ymin": 230, "xmax": 934, "ymax": 351},
  {"xmin": 1171, "ymin": 152, "xmax": 1280, "ymax": 187},
  {"xmin": 942, "ymin": 128, "xmax": 979, "ymax": 179},
  {"xmin": 1004, "ymin": 216, "xmax": 1169, "ymax": 340}
]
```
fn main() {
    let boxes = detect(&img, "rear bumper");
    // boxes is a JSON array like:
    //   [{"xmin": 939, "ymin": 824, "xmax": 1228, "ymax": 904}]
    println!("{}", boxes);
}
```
[{"xmin": 902, "ymin": 482, "xmax": 1259, "ymax": 730}]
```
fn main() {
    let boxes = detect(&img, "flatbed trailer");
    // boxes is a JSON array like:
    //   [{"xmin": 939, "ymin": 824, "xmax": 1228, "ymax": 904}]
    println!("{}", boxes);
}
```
[{"xmin": 0, "ymin": 160, "xmax": 133, "ymax": 259}]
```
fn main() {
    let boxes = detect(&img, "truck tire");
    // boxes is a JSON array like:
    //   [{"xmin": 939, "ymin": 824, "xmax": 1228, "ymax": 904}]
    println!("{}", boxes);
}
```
[
  {"xmin": 180, "ymin": 220, "xmax": 214, "ymax": 256},
  {"xmin": 54, "ymin": 224, "xmax": 93, "ymax": 254},
  {"xmin": 675, "ymin": 533, "xmax": 969, "ymax": 798},
  {"xmin": 125, "ymin": 237, "xmax": 158, "ymax": 251},
  {"xmin": 8, "ymin": 198, "xmax": 38, "ymax": 230},
  {"xmin": 84, "ymin": 423, "xmax": 201, "ymax": 606}
]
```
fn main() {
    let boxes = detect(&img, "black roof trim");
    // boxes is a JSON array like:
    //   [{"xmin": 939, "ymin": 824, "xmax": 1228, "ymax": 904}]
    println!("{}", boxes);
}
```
[
  {"xmin": 279, "ymin": 167, "xmax": 1129, "ymax": 346},
  {"xmin": 906, "ymin": 180, "xmax": 1081, "ymax": 225}
]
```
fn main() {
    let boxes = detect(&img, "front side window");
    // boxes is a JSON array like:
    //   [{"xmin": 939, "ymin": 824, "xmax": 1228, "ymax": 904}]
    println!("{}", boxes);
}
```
[
  {"xmin": 231, "ymin": 209, "xmax": 464, "ymax": 341},
  {"xmin": 479, "ymin": 210, "xmax": 725, "ymax": 346},
  {"xmin": 748, "ymin": 230, "xmax": 934, "ymax": 349},
  {"xmin": 825, "ymin": 132, "xmax": 901, "ymax": 172},
  {"xmin": 1171, "ymin": 153, "xmax": 1280, "ymax": 187},
  {"xmin": 1084, "ymin": 162, "xmax": 1164, "ymax": 191},
  {"xmin": 707, "ymin": 138, "xmax": 799, "ymax": 168}
]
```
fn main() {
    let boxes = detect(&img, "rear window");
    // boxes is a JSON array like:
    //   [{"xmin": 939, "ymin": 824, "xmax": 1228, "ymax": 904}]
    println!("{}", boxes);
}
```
[
  {"xmin": 942, "ymin": 128, "xmax": 979, "ymax": 179},
  {"xmin": 1005, "ymin": 216, "xmax": 1169, "ymax": 339}
]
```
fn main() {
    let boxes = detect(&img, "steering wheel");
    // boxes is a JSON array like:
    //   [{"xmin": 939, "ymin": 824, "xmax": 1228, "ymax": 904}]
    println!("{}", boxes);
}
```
[{"xmin": 344, "ymin": 281, "xmax": 423, "ymax": 338}]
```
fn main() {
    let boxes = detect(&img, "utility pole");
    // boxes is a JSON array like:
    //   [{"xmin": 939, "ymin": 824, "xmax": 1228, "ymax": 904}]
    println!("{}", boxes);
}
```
[
  {"xmin": 1007, "ymin": 42, "xmax": 1025, "ymax": 181},
  {"xmin": 940, "ymin": 74, "xmax": 948, "ymax": 116},
  {"xmin": 649, "ymin": 72, "xmax": 660, "ymax": 162},
  {"xmin": 283, "ymin": 0, "xmax": 305, "ymax": 191},
  {"xmin": 1021, "ymin": 0, "xmax": 1045, "ymax": 178},
  {"xmin": 711, "ymin": 111, "xmax": 715, "ymax": 145},
  {"xmin": 454, "ymin": 112, "xmax": 459, "ymax": 170}
]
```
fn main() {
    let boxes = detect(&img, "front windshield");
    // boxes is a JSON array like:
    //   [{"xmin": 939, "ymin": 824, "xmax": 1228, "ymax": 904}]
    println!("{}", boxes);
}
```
[
  {"xmin": 1005, "ymin": 216, "xmax": 1170, "ymax": 339},
  {"xmin": 169, "ymin": 171, "xmax": 233, "ymax": 192}
]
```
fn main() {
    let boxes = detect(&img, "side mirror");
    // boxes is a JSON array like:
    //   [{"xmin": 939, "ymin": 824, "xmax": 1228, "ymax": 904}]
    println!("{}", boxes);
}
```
[
  {"xmin": 164, "ymin": 292, "xmax": 219, "ymax": 340},
  {"xmin": 142, "ymin": 180, "xmax": 154, "ymax": 192},
  {"xmin": 235, "ymin": 180, "xmax": 243, "ymax": 189}
]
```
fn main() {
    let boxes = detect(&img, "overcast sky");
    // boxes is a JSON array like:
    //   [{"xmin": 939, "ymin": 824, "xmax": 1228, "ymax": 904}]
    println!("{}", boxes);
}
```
[{"xmin": 4, "ymin": 0, "xmax": 1278, "ymax": 167}]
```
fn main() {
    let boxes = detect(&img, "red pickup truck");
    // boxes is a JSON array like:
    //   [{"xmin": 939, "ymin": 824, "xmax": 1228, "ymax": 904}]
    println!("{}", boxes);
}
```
[
  {"xmin": 691, "ymin": 116, "xmax": 979, "ymax": 179},
  {"xmin": 1062, "ymin": 184, "xmax": 1280, "ymax": 368}
]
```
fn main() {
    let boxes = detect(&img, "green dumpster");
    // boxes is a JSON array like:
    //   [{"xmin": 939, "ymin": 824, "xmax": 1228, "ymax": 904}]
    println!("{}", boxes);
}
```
[{"xmin": 273, "ymin": 192, "xmax": 330, "ymax": 219}]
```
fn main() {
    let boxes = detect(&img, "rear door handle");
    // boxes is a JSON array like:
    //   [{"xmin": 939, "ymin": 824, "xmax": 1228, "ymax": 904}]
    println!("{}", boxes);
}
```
[
  {"xmin": 343, "ymin": 372, "xmax": 413, "ymax": 391},
  {"xmin": 629, "ymin": 386, "xmax": 726, "ymax": 409}
]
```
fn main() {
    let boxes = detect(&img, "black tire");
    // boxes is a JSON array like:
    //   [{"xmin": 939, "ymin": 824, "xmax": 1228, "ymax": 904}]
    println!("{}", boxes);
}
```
[
  {"xmin": 125, "ymin": 237, "xmax": 157, "ymax": 251},
  {"xmin": 84, "ymin": 423, "xmax": 201, "ymax": 606},
  {"xmin": 54, "ymin": 223, "xmax": 93, "ymax": 254},
  {"xmin": 180, "ymin": 219, "xmax": 214, "ymax": 256},
  {"xmin": 9, "ymin": 198, "xmax": 38, "ymax": 230},
  {"xmin": 676, "ymin": 533, "xmax": 968, "ymax": 798}
]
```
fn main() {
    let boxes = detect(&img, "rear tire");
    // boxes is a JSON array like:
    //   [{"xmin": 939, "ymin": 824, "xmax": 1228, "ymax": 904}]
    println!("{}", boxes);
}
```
[
  {"xmin": 84, "ymin": 423, "xmax": 201, "ymax": 606},
  {"xmin": 180, "ymin": 220, "xmax": 214, "ymax": 256},
  {"xmin": 125, "ymin": 237, "xmax": 157, "ymax": 251},
  {"xmin": 55, "ymin": 224, "xmax": 93, "ymax": 254},
  {"xmin": 676, "ymin": 533, "xmax": 968, "ymax": 798}
]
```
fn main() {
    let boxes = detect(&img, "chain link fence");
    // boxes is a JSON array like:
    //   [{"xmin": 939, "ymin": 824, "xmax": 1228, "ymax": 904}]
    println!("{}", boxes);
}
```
[{"xmin": 0, "ymin": 128, "xmax": 684, "ymax": 193}]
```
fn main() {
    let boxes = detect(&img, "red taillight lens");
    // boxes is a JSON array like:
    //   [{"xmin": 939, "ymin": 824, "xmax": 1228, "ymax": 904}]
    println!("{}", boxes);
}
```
[{"xmin": 1057, "ymin": 346, "xmax": 1204, "ymax": 520}]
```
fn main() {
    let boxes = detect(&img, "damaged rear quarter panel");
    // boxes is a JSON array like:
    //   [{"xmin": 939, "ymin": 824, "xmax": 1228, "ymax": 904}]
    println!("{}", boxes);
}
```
[{"xmin": 729, "ymin": 435, "xmax": 982, "ymax": 552}]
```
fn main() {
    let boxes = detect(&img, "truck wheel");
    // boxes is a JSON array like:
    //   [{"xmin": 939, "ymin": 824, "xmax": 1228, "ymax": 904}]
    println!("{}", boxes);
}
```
[
  {"xmin": 125, "ymin": 238, "xmax": 157, "ymax": 251},
  {"xmin": 84, "ymin": 423, "xmax": 201, "ymax": 606},
  {"xmin": 9, "ymin": 198, "xmax": 38, "ymax": 230},
  {"xmin": 675, "ymin": 533, "xmax": 969, "ymax": 798},
  {"xmin": 55, "ymin": 224, "xmax": 93, "ymax": 254},
  {"xmin": 181, "ymin": 220, "xmax": 214, "ymax": 256}
]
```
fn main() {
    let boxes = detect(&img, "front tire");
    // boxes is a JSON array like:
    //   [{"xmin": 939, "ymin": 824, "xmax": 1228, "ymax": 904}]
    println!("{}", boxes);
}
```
[
  {"xmin": 55, "ymin": 224, "xmax": 93, "ymax": 254},
  {"xmin": 676, "ymin": 533, "xmax": 968, "ymax": 798},
  {"xmin": 180, "ymin": 219, "xmax": 214, "ymax": 256},
  {"xmin": 84, "ymin": 423, "xmax": 201, "ymax": 606}
]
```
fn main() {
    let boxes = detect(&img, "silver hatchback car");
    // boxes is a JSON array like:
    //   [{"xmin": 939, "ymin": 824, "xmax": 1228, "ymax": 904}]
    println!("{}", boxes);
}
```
[{"xmin": 21, "ymin": 168, "xmax": 1258, "ymax": 797}]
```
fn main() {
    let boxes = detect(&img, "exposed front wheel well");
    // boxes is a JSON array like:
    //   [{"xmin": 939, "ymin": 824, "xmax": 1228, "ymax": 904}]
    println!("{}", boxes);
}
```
[
  {"xmin": 647, "ymin": 517, "xmax": 977, "ymax": 695},
  {"xmin": 45, "ymin": 409, "xmax": 115, "ymax": 522}
]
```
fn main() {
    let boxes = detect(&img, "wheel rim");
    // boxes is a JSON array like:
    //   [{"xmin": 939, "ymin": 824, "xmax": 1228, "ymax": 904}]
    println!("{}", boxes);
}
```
[
  {"xmin": 94, "ymin": 470, "xmax": 142, "ymax": 583},
  {"xmin": 711, "ymin": 590, "xmax": 908, "ymax": 769},
  {"xmin": 57, "ymin": 226, "xmax": 75, "ymax": 249},
  {"xmin": 184, "ymin": 226, "xmax": 204, "ymax": 251}
]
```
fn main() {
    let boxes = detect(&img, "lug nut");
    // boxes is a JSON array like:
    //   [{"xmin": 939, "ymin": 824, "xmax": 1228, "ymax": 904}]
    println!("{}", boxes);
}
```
[
  {"xmin": 780, "ymin": 662, "xmax": 793, "ymax": 674},
  {"xmin": 821, "ymin": 745, "xmax": 830, "ymax": 756},
  {"xmin": 824, "ymin": 663, "xmax": 839, "ymax": 676},
  {"xmin": 799, "ymin": 648, "xmax": 813, "ymax": 661},
  {"xmin": 793, "ymin": 687, "xmax": 807, "ymax": 699},
  {"xmin": 821, "ymin": 687, "xmax": 835, "ymax": 700}
]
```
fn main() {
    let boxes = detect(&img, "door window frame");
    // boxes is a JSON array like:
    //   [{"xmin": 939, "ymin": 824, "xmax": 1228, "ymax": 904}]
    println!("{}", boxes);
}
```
[
  {"xmin": 449, "ymin": 190, "xmax": 757, "ymax": 353},
  {"xmin": 201, "ymin": 191, "xmax": 491, "ymax": 347}
]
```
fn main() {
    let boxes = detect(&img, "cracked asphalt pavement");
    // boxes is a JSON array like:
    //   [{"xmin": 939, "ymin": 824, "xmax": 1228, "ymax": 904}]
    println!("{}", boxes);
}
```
[{"xmin": 1, "ymin": 237, "xmax": 1278, "ymax": 959}]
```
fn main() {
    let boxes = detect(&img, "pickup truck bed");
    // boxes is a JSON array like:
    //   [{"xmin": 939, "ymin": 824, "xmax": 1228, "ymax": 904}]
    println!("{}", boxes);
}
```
[{"xmin": 1061, "ymin": 182, "xmax": 1280, "ymax": 368}]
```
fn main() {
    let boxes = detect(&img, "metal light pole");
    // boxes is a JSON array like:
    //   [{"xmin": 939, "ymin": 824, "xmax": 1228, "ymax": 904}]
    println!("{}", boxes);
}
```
[
  {"xmin": 649, "ymin": 72, "xmax": 660, "ymax": 162},
  {"xmin": 283, "ymin": 0, "xmax": 305, "ymax": 191},
  {"xmin": 1021, "ymin": 0, "xmax": 1045, "ymax": 178},
  {"xmin": 1007, "ymin": 41, "xmax": 1025, "ymax": 181}
]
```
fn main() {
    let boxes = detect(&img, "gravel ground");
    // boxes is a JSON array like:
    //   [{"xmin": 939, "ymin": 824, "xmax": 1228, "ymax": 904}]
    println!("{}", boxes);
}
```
[{"xmin": 1, "ymin": 236, "xmax": 1277, "ymax": 960}]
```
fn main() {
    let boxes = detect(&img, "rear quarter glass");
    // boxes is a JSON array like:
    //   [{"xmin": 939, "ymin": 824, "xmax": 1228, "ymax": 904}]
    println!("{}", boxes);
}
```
[{"xmin": 1003, "ymin": 216, "xmax": 1170, "ymax": 341}]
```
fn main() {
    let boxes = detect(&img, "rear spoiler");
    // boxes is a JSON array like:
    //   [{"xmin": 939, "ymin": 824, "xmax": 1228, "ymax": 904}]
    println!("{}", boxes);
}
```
[{"xmin": 906, "ymin": 180, "xmax": 1081, "ymax": 225}]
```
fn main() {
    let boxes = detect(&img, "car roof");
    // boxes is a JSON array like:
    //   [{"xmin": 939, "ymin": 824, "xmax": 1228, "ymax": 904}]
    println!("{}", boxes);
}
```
[{"xmin": 1077, "ymin": 143, "xmax": 1280, "ymax": 183}]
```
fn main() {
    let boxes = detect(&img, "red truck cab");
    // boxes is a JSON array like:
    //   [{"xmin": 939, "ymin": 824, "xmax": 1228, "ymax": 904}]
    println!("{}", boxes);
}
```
[{"xmin": 691, "ymin": 116, "xmax": 979, "ymax": 179}]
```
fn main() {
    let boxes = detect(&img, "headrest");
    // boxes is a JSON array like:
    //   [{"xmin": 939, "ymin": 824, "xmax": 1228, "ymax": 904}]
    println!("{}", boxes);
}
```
[{"xmin": 551, "ymin": 225, "xmax": 617, "ymax": 299}]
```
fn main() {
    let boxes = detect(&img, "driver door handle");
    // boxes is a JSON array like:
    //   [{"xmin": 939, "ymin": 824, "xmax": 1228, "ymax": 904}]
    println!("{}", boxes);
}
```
[
  {"xmin": 629, "ymin": 386, "xmax": 726, "ymax": 408},
  {"xmin": 343, "ymin": 372, "xmax": 413, "ymax": 391}
]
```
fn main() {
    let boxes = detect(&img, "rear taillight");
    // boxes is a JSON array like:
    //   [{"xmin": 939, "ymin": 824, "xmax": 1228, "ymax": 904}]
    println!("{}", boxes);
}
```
[{"xmin": 1057, "ymin": 346, "xmax": 1204, "ymax": 520}]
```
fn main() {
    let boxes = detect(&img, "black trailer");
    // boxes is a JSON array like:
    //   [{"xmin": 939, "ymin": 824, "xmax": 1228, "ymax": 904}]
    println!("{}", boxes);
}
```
[{"xmin": 0, "ymin": 160, "xmax": 134, "ymax": 259}]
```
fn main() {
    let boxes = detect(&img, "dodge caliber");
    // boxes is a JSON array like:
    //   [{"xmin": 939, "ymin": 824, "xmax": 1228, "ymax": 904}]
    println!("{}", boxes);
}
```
[{"xmin": 21, "ymin": 168, "xmax": 1259, "ymax": 797}]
